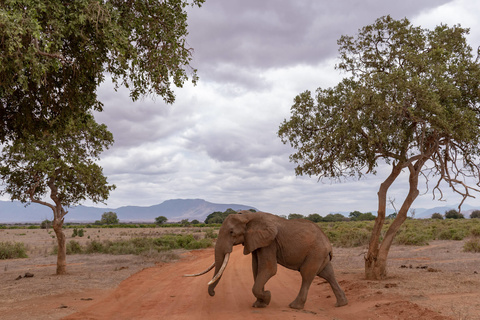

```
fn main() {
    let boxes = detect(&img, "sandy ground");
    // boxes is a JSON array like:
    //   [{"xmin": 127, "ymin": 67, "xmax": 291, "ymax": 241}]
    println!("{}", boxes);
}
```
[{"xmin": 1, "ymin": 228, "xmax": 479, "ymax": 319}]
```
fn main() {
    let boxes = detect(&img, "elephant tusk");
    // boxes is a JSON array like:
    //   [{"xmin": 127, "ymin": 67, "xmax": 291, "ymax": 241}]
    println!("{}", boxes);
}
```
[
  {"xmin": 183, "ymin": 262, "xmax": 215, "ymax": 277},
  {"xmin": 208, "ymin": 252, "xmax": 230, "ymax": 285}
]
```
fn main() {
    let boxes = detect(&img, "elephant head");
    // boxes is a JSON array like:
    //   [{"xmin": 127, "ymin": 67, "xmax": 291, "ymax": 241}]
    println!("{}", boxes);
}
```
[{"xmin": 185, "ymin": 211, "xmax": 278, "ymax": 296}]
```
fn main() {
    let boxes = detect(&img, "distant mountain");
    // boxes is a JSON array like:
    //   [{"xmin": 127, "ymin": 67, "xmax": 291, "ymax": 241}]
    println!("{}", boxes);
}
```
[{"xmin": 0, "ymin": 199, "xmax": 258, "ymax": 223}]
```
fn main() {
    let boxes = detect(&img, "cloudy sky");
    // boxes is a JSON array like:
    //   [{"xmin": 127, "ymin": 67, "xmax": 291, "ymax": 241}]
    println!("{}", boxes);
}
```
[{"xmin": 54, "ymin": 1, "xmax": 480, "ymax": 215}]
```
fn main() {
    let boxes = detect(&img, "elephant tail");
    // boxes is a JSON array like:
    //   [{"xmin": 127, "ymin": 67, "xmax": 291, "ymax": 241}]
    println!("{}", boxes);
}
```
[{"xmin": 329, "ymin": 251, "xmax": 333, "ymax": 261}]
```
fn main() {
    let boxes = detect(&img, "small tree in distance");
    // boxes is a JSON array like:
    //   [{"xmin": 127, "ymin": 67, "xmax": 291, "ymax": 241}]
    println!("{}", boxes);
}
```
[
  {"xmin": 288, "ymin": 213, "xmax": 305, "ymax": 220},
  {"xmin": 101, "ymin": 212, "xmax": 120, "ymax": 225},
  {"xmin": 471, "ymin": 210, "xmax": 480, "ymax": 219},
  {"xmin": 279, "ymin": 16, "xmax": 480, "ymax": 280},
  {"xmin": 155, "ymin": 216, "xmax": 168, "ymax": 225},
  {"xmin": 431, "ymin": 213, "xmax": 444, "ymax": 220},
  {"xmin": 445, "ymin": 210, "xmax": 464, "ymax": 219}
]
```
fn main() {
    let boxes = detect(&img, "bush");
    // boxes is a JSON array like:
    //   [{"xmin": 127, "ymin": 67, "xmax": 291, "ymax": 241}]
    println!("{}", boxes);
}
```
[
  {"xmin": 67, "ymin": 240, "xmax": 83, "ymax": 254},
  {"xmin": 394, "ymin": 230, "xmax": 430, "ymax": 246},
  {"xmin": 445, "ymin": 209, "xmax": 464, "ymax": 219},
  {"xmin": 437, "ymin": 228, "xmax": 466, "ymax": 240},
  {"xmin": 463, "ymin": 238, "xmax": 480, "ymax": 253},
  {"xmin": 470, "ymin": 210, "xmax": 480, "ymax": 219},
  {"xmin": 204, "ymin": 228, "xmax": 217, "ymax": 239},
  {"xmin": 0, "ymin": 241, "xmax": 28, "ymax": 259},
  {"xmin": 431, "ymin": 213, "xmax": 443, "ymax": 219}
]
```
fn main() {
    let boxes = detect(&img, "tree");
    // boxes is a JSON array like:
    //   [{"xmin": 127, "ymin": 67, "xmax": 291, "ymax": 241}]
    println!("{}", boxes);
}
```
[
  {"xmin": 0, "ymin": 113, "xmax": 114, "ymax": 274},
  {"xmin": 288, "ymin": 213, "xmax": 305, "ymax": 220},
  {"xmin": 1, "ymin": 0, "xmax": 203, "ymax": 274},
  {"xmin": 471, "ymin": 210, "xmax": 480, "ymax": 218},
  {"xmin": 278, "ymin": 16, "xmax": 480, "ymax": 279},
  {"xmin": 101, "ymin": 212, "xmax": 119, "ymax": 225},
  {"xmin": 431, "ymin": 213, "xmax": 444, "ymax": 219},
  {"xmin": 306, "ymin": 213, "xmax": 323, "ymax": 223},
  {"xmin": 0, "ymin": 0, "xmax": 204, "ymax": 143},
  {"xmin": 322, "ymin": 213, "xmax": 347, "ymax": 222},
  {"xmin": 155, "ymin": 216, "xmax": 168, "ymax": 225},
  {"xmin": 445, "ymin": 209, "xmax": 464, "ymax": 219},
  {"xmin": 204, "ymin": 208, "xmax": 238, "ymax": 224},
  {"xmin": 348, "ymin": 210, "xmax": 376, "ymax": 221}
]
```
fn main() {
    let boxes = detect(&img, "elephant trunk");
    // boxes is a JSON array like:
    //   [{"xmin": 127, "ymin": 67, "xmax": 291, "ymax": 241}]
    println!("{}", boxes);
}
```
[{"xmin": 208, "ymin": 240, "xmax": 232, "ymax": 296}]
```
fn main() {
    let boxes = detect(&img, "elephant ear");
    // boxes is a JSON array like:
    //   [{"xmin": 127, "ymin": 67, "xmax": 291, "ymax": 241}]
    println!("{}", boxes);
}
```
[{"xmin": 243, "ymin": 215, "xmax": 278, "ymax": 255}]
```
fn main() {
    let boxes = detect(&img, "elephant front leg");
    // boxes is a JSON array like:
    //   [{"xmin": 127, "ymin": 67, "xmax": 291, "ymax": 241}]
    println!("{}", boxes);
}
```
[{"xmin": 251, "ymin": 247, "xmax": 277, "ymax": 308}]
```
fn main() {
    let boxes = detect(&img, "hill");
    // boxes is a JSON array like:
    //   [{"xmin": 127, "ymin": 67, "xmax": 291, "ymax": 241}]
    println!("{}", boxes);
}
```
[{"xmin": 0, "ymin": 199, "xmax": 257, "ymax": 223}]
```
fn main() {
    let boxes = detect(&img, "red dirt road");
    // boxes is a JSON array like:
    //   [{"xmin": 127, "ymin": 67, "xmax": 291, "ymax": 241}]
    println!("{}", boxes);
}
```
[{"xmin": 64, "ymin": 246, "xmax": 453, "ymax": 320}]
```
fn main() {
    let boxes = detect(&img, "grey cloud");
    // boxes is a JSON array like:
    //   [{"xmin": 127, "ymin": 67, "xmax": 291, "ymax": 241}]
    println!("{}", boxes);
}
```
[{"xmin": 188, "ymin": 0, "xmax": 452, "ymax": 73}]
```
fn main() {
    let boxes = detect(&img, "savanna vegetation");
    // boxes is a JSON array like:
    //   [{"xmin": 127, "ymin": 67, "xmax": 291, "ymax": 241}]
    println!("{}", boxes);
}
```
[{"xmin": 279, "ymin": 15, "xmax": 480, "ymax": 279}]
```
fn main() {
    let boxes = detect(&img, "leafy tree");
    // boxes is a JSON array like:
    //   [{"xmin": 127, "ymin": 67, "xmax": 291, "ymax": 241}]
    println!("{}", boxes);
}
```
[
  {"xmin": 349, "ymin": 211, "xmax": 363, "ymax": 220},
  {"xmin": 431, "ymin": 213, "xmax": 444, "ymax": 220},
  {"xmin": 180, "ymin": 219, "xmax": 190, "ymax": 226},
  {"xmin": 445, "ymin": 209, "xmax": 464, "ymax": 219},
  {"xmin": 40, "ymin": 219, "xmax": 52, "ymax": 230},
  {"xmin": 0, "ymin": 0, "xmax": 203, "ymax": 274},
  {"xmin": 155, "ymin": 216, "xmax": 168, "ymax": 225},
  {"xmin": 204, "ymin": 208, "xmax": 238, "ymax": 224},
  {"xmin": 0, "ymin": 113, "xmax": 114, "ymax": 274},
  {"xmin": 191, "ymin": 219, "xmax": 200, "ymax": 224},
  {"xmin": 0, "ymin": 0, "xmax": 204, "ymax": 143},
  {"xmin": 322, "ymin": 213, "xmax": 347, "ymax": 222},
  {"xmin": 101, "ymin": 212, "xmax": 119, "ymax": 225},
  {"xmin": 279, "ymin": 16, "xmax": 480, "ymax": 279},
  {"xmin": 350, "ymin": 211, "xmax": 376, "ymax": 221},
  {"xmin": 288, "ymin": 213, "xmax": 305, "ymax": 220},
  {"xmin": 471, "ymin": 210, "xmax": 480, "ymax": 219},
  {"xmin": 306, "ymin": 213, "xmax": 323, "ymax": 223}
]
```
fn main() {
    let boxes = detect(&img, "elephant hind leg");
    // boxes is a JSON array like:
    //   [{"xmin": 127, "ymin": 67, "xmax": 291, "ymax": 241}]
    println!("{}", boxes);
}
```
[{"xmin": 317, "ymin": 261, "xmax": 348, "ymax": 307}]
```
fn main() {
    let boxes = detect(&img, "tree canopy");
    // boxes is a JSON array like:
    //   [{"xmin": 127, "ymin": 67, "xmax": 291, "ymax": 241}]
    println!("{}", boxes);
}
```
[
  {"xmin": 0, "ymin": 0, "xmax": 204, "ymax": 142},
  {"xmin": 279, "ymin": 16, "xmax": 480, "ymax": 279},
  {"xmin": 101, "ymin": 211, "xmax": 119, "ymax": 224},
  {"xmin": 0, "ymin": 0, "xmax": 204, "ymax": 274}
]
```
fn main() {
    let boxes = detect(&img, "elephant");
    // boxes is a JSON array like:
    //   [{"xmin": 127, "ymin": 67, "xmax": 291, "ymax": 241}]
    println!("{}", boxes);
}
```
[{"xmin": 185, "ymin": 210, "xmax": 348, "ymax": 310}]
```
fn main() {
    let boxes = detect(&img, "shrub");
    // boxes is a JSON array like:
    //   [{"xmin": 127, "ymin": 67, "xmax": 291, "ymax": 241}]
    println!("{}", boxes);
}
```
[
  {"xmin": 431, "ymin": 213, "xmax": 443, "ymax": 219},
  {"xmin": 0, "ymin": 241, "xmax": 28, "ymax": 259},
  {"xmin": 463, "ymin": 238, "xmax": 480, "ymax": 253},
  {"xmin": 445, "ymin": 209, "xmax": 464, "ymax": 219},
  {"xmin": 204, "ymin": 228, "xmax": 217, "ymax": 239},
  {"xmin": 67, "ymin": 240, "xmax": 83, "ymax": 254},
  {"xmin": 470, "ymin": 226, "xmax": 480, "ymax": 238},
  {"xmin": 335, "ymin": 228, "xmax": 371, "ymax": 247},
  {"xmin": 394, "ymin": 230, "xmax": 430, "ymax": 246},
  {"xmin": 470, "ymin": 210, "xmax": 480, "ymax": 219},
  {"xmin": 438, "ymin": 228, "xmax": 466, "ymax": 240}
]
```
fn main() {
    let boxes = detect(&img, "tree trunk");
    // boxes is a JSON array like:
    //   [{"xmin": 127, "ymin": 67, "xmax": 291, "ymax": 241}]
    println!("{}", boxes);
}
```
[
  {"xmin": 52, "ymin": 213, "xmax": 67, "ymax": 275},
  {"xmin": 365, "ymin": 163, "xmax": 421, "ymax": 280},
  {"xmin": 365, "ymin": 164, "xmax": 401, "ymax": 280}
]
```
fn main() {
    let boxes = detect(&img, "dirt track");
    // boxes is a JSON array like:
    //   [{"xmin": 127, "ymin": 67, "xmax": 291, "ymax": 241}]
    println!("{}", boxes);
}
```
[
  {"xmin": 62, "ymin": 245, "xmax": 468, "ymax": 320},
  {"xmin": 2, "ymin": 237, "xmax": 479, "ymax": 319}
]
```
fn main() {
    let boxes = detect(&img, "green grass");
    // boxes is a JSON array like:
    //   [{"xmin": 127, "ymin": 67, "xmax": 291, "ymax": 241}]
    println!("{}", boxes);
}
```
[
  {"xmin": 318, "ymin": 218, "xmax": 480, "ymax": 248},
  {"xmin": 54, "ymin": 234, "xmax": 214, "ymax": 255},
  {"xmin": 0, "ymin": 241, "xmax": 28, "ymax": 259}
]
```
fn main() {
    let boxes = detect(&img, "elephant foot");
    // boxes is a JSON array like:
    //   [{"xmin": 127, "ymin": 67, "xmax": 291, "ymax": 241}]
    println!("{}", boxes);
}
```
[
  {"xmin": 335, "ymin": 297, "xmax": 348, "ymax": 307},
  {"xmin": 289, "ymin": 299, "xmax": 305, "ymax": 310},
  {"xmin": 252, "ymin": 290, "xmax": 271, "ymax": 308},
  {"xmin": 252, "ymin": 300, "xmax": 268, "ymax": 308}
]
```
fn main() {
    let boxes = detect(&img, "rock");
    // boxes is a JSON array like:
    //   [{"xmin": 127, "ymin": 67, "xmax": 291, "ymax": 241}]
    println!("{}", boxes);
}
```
[{"xmin": 24, "ymin": 272, "xmax": 34, "ymax": 278}]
